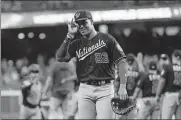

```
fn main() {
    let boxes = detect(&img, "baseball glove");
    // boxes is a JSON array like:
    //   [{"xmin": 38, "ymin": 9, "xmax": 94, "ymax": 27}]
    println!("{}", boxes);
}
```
[{"xmin": 111, "ymin": 97, "xmax": 137, "ymax": 115}]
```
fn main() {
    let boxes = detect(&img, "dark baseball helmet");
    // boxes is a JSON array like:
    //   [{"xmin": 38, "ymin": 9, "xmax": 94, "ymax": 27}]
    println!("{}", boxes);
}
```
[
  {"xmin": 28, "ymin": 64, "xmax": 40, "ymax": 73},
  {"xmin": 149, "ymin": 60, "xmax": 157, "ymax": 70},
  {"xmin": 126, "ymin": 54, "xmax": 135, "ymax": 65}
]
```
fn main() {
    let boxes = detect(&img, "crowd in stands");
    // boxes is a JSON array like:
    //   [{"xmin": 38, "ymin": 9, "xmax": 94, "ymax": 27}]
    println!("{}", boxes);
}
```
[
  {"xmin": 1, "ymin": 52, "xmax": 163, "ymax": 90},
  {"xmin": 1, "ymin": 55, "xmax": 56, "ymax": 90}
]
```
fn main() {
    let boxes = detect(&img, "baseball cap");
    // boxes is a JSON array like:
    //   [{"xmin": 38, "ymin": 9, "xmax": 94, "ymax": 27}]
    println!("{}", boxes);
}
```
[
  {"xmin": 74, "ymin": 10, "xmax": 92, "ymax": 21},
  {"xmin": 149, "ymin": 61, "xmax": 157, "ymax": 70},
  {"xmin": 173, "ymin": 50, "xmax": 181, "ymax": 59},
  {"xmin": 126, "ymin": 54, "xmax": 135, "ymax": 65},
  {"xmin": 160, "ymin": 54, "xmax": 168, "ymax": 60}
]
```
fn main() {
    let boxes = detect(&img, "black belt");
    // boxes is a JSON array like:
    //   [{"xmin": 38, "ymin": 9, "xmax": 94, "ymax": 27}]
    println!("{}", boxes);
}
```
[
  {"xmin": 81, "ymin": 80, "xmax": 112, "ymax": 86},
  {"xmin": 23, "ymin": 99, "xmax": 39, "ymax": 109},
  {"xmin": 143, "ymin": 95, "xmax": 155, "ymax": 98}
]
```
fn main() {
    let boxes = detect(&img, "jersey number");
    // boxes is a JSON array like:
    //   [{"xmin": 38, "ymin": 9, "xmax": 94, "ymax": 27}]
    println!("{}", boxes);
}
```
[
  {"xmin": 173, "ymin": 72, "xmax": 181, "ymax": 86},
  {"xmin": 95, "ymin": 52, "xmax": 109, "ymax": 63}
]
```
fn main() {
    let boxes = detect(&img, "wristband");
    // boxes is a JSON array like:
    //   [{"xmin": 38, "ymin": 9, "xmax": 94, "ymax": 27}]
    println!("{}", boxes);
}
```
[
  {"xmin": 67, "ymin": 33, "xmax": 74, "ymax": 39},
  {"xmin": 63, "ymin": 36, "xmax": 72, "ymax": 43}
]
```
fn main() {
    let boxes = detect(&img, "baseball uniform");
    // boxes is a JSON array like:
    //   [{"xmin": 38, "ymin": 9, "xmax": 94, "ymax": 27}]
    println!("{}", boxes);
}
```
[
  {"xmin": 20, "ymin": 79, "xmax": 43, "ymax": 119},
  {"xmin": 136, "ymin": 71, "xmax": 161, "ymax": 119},
  {"xmin": 56, "ymin": 32, "xmax": 126, "ymax": 119},
  {"xmin": 161, "ymin": 63, "xmax": 181, "ymax": 119}
]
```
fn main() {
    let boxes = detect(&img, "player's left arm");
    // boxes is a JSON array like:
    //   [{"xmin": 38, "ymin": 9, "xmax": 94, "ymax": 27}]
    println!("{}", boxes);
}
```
[
  {"xmin": 114, "ymin": 59, "xmax": 128, "ymax": 100},
  {"xmin": 108, "ymin": 34, "xmax": 128, "ymax": 100},
  {"xmin": 156, "ymin": 66, "xmax": 167, "ymax": 100}
]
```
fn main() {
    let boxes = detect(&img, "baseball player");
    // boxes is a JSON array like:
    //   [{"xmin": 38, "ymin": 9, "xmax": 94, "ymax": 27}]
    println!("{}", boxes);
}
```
[
  {"xmin": 156, "ymin": 50, "xmax": 181, "ymax": 119},
  {"xmin": 42, "ymin": 58, "xmax": 77, "ymax": 119},
  {"xmin": 132, "ymin": 60, "xmax": 161, "ymax": 119},
  {"xmin": 19, "ymin": 64, "xmax": 44, "ymax": 119},
  {"xmin": 157, "ymin": 53, "xmax": 171, "ymax": 118},
  {"xmin": 55, "ymin": 10, "xmax": 128, "ymax": 119}
]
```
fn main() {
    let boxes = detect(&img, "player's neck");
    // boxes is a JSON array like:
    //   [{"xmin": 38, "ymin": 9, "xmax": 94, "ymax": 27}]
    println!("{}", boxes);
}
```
[{"xmin": 87, "ymin": 29, "xmax": 98, "ymax": 40}]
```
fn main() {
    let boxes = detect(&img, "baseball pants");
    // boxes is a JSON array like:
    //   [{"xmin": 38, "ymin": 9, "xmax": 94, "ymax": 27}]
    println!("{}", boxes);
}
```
[
  {"xmin": 77, "ymin": 82, "xmax": 114, "ymax": 119},
  {"xmin": 161, "ymin": 92, "xmax": 181, "ymax": 119},
  {"xmin": 48, "ymin": 91, "xmax": 68, "ymax": 119},
  {"xmin": 137, "ymin": 97, "xmax": 160, "ymax": 119}
]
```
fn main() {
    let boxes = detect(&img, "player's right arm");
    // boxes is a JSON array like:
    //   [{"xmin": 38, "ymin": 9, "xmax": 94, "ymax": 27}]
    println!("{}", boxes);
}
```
[
  {"xmin": 132, "ymin": 74, "xmax": 144, "ymax": 101},
  {"xmin": 55, "ymin": 20, "xmax": 78, "ymax": 62},
  {"xmin": 156, "ymin": 65, "xmax": 168, "ymax": 100}
]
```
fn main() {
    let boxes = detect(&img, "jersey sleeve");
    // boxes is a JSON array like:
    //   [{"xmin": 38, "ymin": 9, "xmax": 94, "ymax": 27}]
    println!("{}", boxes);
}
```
[
  {"xmin": 68, "ymin": 40, "xmax": 77, "ymax": 58},
  {"xmin": 108, "ymin": 34, "xmax": 126, "ymax": 64},
  {"xmin": 56, "ymin": 38, "xmax": 77, "ymax": 62}
]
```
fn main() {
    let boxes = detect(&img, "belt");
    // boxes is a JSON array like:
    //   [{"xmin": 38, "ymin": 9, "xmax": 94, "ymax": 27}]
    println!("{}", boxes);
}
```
[
  {"xmin": 23, "ymin": 100, "xmax": 39, "ymax": 109},
  {"xmin": 81, "ymin": 80, "xmax": 112, "ymax": 86},
  {"xmin": 23, "ymin": 99, "xmax": 40, "ymax": 109}
]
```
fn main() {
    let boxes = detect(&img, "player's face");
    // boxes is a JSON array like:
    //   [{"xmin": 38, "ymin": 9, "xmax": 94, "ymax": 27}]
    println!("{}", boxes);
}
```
[
  {"xmin": 172, "ymin": 56, "xmax": 180, "ymax": 65},
  {"xmin": 76, "ymin": 19, "xmax": 93, "ymax": 36},
  {"xmin": 29, "ymin": 71, "xmax": 40, "ymax": 82}
]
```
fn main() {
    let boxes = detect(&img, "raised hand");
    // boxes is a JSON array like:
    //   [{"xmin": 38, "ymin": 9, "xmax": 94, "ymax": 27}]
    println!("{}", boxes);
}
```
[{"xmin": 67, "ymin": 18, "xmax": 79, "ymax": 38}]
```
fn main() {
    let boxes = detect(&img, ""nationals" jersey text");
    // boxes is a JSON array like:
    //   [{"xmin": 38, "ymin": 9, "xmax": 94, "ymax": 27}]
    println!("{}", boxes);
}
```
[{"xmin": 76, "ymin": 39, "xmax": 106, "ymax": 61}]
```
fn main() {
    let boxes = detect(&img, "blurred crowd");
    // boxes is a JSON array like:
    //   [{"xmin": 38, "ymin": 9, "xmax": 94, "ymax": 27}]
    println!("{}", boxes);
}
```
[
  {"xmin": 1, "ymin": 52, "xmax": 162, "ymax": 90},
  {"xmin": 1, "ymin": 54, "xmax": 56, "ymax": 90}
]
